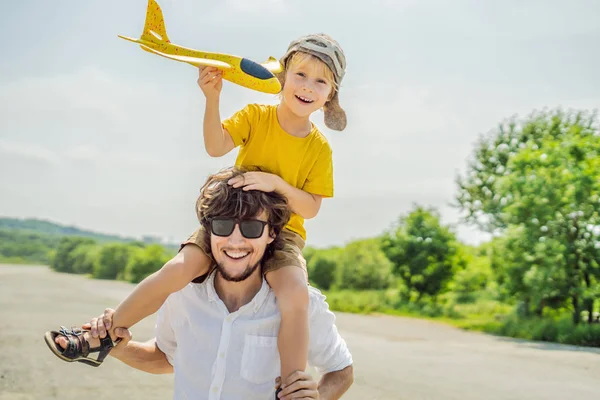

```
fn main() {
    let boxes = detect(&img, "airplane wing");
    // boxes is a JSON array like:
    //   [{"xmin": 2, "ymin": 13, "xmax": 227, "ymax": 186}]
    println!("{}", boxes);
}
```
[
  {"xmin": 260, "ymin": 56, "xmax": 283, "ymax": 73},
  {"xmin": 139, "ymin": 45, "xmax": 233, "ymax": 70}
]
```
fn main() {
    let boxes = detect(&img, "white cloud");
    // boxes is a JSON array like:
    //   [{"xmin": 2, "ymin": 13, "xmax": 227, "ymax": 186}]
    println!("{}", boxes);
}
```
[
  {"xmin": 0, "ymin": 140, "xmax": 62, "ymax": 165},
  {"xmin": 207, "ymin": 0, "xmax": 296, "ymax": 22}
]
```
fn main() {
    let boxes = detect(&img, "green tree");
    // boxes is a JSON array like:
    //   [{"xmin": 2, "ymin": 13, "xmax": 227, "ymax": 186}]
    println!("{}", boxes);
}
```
[
  {"xmin": 0, "ymin": 229, "xmax": 59, "ymax": 265},
  {"xmin": 93, "ymin": 243, "xmax": 133, "ymax": 280},
  {"xmin": 448, "ymin": 244, "xmax": 493, "ymax": 302},
  {"xmin": 70, "ymin": 244, "xmax": 101, "ymax": 275},
  {"xmin": 124, "ymin": 244, "xmax": 171, "ymax": 283},
  {"xmin": 302, "ymin": 246, "xmax": 318, "ymax": 267},
  {"xmin": 336, "ymin": 238, "xmax": 394, "ymax": 290},
  {"xmin": 382, "ymin": 206, "xmax": 458, "ymax": 301},
  {"xmin": 307, "ymin": 247, "xmax": 342, "ymax": 290},
  {"xmin": 51, "ymin": 237, "xmax": 96, "ymax": 273},
  {"xmin": 457, "ymin": 109, "xmax": 600, "ymax": 323}
]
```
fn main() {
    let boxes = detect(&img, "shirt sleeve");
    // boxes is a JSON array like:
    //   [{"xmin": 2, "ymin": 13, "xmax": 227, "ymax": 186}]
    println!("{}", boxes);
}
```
[
  {"xmin": 155, "ymin": 296, "xmax": 177, "ymax": 366},
  {"xmin": 222, "ymin": 104, "xmax": 256, "ymax": 147},
  {"xmin": 302, "ymin": 144, "xmax": 334, "ymax": 197},
  {"xmin": 307, "ymin": 289, "xmax": 353, "ymax": 374}
]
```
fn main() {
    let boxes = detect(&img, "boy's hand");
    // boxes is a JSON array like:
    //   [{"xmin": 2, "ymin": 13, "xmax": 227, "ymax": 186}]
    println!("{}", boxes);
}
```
[
  {"xmin": 276, "ymin": 371, "xmax": 319, "ymax": 399},
  {"xmin": 228, "ymin": 172, "xmax": 283, "ymax": 193},
  {"xmin": 197, "ymin": 67, "xmax": 223, "ymax": 100},
  {"xmin": 84, "ymin": 308, "xmax": 115, "ymax": 340},
  {"xmin": 80, "ymin": 308, "xmax": 132, "ymax": 355}
]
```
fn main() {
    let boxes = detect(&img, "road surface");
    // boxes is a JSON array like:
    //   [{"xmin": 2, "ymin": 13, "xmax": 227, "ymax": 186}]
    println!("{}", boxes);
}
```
[{"xmin": 1, "ymin": 265, "xmax": 598, "ymax": 399}]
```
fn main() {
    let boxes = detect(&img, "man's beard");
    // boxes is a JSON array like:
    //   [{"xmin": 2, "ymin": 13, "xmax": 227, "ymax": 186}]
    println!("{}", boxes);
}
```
[{"xmin": 216, "ymin": 260, "xmax": 261, "ymax": 282}]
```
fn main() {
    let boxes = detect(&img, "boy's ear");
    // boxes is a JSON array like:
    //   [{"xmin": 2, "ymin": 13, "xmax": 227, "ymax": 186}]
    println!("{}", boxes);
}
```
[{"xmin": 275, "ymin": 70, "xmax": 286, "ymax": 90}]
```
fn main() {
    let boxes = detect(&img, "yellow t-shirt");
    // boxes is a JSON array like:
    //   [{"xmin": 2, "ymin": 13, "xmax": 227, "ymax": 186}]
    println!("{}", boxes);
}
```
[{"xmin": 222, "ymin": 104, "xmax": 334, "ymax": 240}]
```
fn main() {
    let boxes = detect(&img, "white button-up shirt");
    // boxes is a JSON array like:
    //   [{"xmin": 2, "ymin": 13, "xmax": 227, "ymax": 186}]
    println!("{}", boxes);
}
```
[{"xmin": 155, "ymin": 271, "xmax": 353, "ymax": 400}]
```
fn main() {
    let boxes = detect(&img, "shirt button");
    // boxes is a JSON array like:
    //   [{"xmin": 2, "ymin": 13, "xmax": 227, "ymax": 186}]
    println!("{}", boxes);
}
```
[
  {"xmin": 212, "ymin": 386, "xmax": 218, "ymax": 393},
  {"xmin": 219, "ymin": 352, "xmax": 225, "ymax": 358},
  {"xmin": 226, "ymin": 316, "xmax": 232, "ymax": 322}
]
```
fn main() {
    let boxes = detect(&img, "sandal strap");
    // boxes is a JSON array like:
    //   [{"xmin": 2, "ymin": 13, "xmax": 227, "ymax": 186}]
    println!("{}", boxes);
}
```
[
  {"xmin": 59, "ymin": 326, "xmax": 90, "ymax": 359},
  {"xmin": 97, "ymin": 336, "xmax": 115, "ymax": 363}
]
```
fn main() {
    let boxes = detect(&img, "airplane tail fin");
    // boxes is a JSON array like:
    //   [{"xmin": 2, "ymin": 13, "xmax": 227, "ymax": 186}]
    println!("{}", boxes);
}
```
[
  {"xmin": 118, "ymin": 0, "xmax": 170, "ymax": 45},
  {"xmin": 261, "ymin": 56, "xmax": 283, "ymax": 73}
]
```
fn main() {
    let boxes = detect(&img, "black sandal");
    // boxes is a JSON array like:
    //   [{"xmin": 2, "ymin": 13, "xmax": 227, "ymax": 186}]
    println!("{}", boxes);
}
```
[{"xmin": 44, "ymin": 326, "xmax": 116, "ymax": 367}]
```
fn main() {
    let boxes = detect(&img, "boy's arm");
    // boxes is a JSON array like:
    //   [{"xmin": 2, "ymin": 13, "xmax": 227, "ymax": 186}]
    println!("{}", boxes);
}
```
[
  {"xmin": 276, "ymin": 178, "xmax": 323, "ymax": 220},
  {"xmin": 108, "ymin": 244, "xmax": 210, "ymax": 335},
  {"xmin": 277, "ymin": 367, "xmax": 353, "ymax": 400},
  {"xmin": 229, "ymin": 172, "xmax": 324, "ymax": 219},
  {"xmin": 198, "ymin": 67, "xmax": 235, "ymax": 157},
  {"xmin": 204, "ymin": 98, "xmax": 235, "ymax": 157},
  {"xmin": 277, "ymin": 143, "xmax": 333, "ymax": 219}
]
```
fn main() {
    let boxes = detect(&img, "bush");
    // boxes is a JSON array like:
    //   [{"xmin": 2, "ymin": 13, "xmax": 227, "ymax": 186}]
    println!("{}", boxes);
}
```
[
  {"xmin": 51, "ymin": 237, "xmax": 96, "ymax": 273},
  {"xmin": 448, "ymin": 249, "xmax": 493, "ymax": 303},
  {"xmin": 124, "ymin": 244, "xmax": 171, "ymax": 283},
  {"xmin": 307, "ymin": 249, "xmax": 341, "ymax": 290},
  {"xmin": 325, "ymin": 290, "xmax": 393, "ymax": 314},
  {"xmin": 93, "ymin": 243, "xmax": 133, "ymax": 280},
  {"xmin": 70, "ymin": 244, "xmax": 101, "ymax": 275},
  {"xmin": 567, "ymin": 323, "xmax": 600, "ymax": 347},
  {"xmin": 0, "ymin": 229, "xmax": 60, "ymax": 265},
  {"xmin": 492, "ymin": 315, "xmax": 600, "ymax": 347},
  {"xmin": 336, "ymin": 239, "xmax": 394, "ymax": 290}
]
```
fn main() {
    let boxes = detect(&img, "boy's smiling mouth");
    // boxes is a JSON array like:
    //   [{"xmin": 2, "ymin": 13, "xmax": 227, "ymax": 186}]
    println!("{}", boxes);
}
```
[{"xmin": 295, "ymin": 95, "xmax": 314, "ymax": 104}]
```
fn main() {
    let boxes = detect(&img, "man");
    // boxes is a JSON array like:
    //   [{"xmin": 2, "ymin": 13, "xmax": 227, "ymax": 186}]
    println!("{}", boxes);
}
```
[{"xmin": 54, "ymin": 168, "xmax": 354, "ymax": 399}]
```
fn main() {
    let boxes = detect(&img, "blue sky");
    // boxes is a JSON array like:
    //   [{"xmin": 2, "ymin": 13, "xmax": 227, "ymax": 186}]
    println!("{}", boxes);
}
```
[{"xmin": 1, "ymin": 0, "xmax": 599, "ymax": 247}]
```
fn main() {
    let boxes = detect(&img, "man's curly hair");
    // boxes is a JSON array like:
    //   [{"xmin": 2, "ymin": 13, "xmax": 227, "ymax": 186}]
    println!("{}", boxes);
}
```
[{"xmin": 195, "ymin": 167, "xmax": 291, "ymax": 261}]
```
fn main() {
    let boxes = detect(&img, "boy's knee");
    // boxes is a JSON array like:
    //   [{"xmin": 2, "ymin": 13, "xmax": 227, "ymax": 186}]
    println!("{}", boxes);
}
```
[{"xmin": 277, "ymin": 278, "xmax": 309, "ymax": 313}]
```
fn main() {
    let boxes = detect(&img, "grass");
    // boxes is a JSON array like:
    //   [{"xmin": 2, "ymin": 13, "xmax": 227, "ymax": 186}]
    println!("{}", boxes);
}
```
[{"xmin": 322, "ymin": 288, "xmax": 600, "ymax": 347}]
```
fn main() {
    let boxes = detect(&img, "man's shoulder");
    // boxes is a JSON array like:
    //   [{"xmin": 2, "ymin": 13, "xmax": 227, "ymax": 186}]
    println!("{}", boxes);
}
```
[
  {"xmin": 263, "ymin": 283, "xmax": 328, "ymax": 313},
  {"xmin": 307, "ymin": 285, "xmax": 326, "ymax": 300},
  {"xmin": 307, "ymin": 286, "xmax": 331, "ymax": 315}
]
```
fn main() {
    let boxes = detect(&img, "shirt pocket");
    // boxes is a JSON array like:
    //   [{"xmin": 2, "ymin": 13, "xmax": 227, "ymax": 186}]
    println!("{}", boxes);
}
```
[{"xmin": 240, "ymin": 334, "xmax": 280, "ymax": 385}]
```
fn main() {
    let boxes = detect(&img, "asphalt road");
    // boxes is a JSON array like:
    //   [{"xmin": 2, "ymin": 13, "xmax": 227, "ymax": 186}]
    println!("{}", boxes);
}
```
[{"xmin": 1, "ymin": 265, "xmax": 598, "ymax": 400}]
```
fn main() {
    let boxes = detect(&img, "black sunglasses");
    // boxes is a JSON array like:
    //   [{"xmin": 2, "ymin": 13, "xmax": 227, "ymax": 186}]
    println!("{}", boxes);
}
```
[{"xmin": 209, "ymin": 217, "xmax": 269, "ymax": 239}]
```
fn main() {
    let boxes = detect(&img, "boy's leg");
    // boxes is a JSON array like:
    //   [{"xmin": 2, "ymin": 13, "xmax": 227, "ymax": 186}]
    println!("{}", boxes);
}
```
[
  {"xmin": 263, "ymin": 230, "xmax": 310, "ymax": 383},
  {"xmin": 265, "ymin": 266, "xmax": 310, "ymax": 383}
]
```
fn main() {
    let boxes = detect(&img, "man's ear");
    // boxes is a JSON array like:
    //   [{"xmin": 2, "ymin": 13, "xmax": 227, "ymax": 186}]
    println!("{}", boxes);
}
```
[{"xmin": 267, "ymin": 229, "xmax": 276, "ymax": 244}]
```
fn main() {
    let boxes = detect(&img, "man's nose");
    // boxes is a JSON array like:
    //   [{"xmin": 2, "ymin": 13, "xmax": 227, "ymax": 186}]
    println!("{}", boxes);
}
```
[{"xmin": 227, "ymin": 224, "xmax": 245, "ymax": 244}]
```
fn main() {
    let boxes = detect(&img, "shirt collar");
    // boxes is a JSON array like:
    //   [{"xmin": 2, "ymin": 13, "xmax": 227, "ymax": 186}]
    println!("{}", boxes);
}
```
[{"xmin": 206, "ymin": 270, "xmax": 272, "ymax": 314}]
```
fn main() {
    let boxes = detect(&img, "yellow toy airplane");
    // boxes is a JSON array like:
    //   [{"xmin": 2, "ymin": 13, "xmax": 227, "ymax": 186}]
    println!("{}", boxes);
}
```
[{"xmin": 118, "ymin": 0, "xmax": 283, "ymax": 94}]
